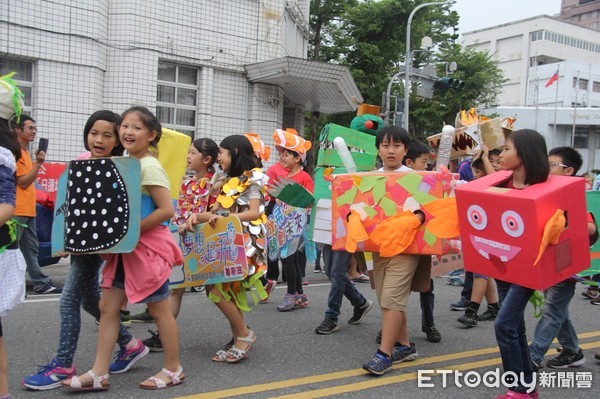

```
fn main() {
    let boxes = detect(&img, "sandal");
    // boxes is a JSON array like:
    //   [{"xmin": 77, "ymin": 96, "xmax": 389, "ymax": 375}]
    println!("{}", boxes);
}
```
[
  {"xmin": 139, "ymin": 366, "xmax": 185, "ymax": 390},
  {"xmin": 226, "ymin": 329, "xmax": 256, "ymax": 363},
  {"xmin": 211, "ymin": 349, "xmax": 229, "ymax": 362},
  {"xmin": 62, "ymin": 369, "xmax": 110, "ymax": 391}
]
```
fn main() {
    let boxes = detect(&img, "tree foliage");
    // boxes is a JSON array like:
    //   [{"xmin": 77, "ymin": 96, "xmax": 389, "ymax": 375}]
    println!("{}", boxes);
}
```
[
  {"xmin": 410, "ymin": 44, "xmax": 508, "ymax": 139},
  {"xmin": 305, "ymin": 0, "xmax": 506, "ymax": 151}
]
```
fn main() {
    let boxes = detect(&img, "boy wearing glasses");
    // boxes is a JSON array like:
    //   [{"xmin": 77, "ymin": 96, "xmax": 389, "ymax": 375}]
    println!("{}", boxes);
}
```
[{"xmin": 529, "ymin": 146, "xmax": 597, "ymax": 369}]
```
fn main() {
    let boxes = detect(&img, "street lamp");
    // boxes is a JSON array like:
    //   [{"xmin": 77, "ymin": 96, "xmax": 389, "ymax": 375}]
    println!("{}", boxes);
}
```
[{"xmin": 403, "ymin": 1, "xmax": 454, "ymax": 131}]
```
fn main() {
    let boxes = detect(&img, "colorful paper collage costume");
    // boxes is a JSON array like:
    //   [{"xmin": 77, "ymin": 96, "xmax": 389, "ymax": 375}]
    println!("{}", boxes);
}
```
[
  {"xmin": 51, "ymin": 157, "xmax": 141, "ymax": 254},
  {"xmin": 309, "ymin": 112, "xmax": 383, "ymax": 244},
  {"xmin": 455, "ymin": 171, "xmax": 590, "ymax": 291},
  {"xmin": 582, "ymin": 190, "xmax": 600, "ymax": 278},
  {"xmin": 206, "ymin": 168, "xmax": 269, "ymax": 309},
  {"xmin": 331, "ymin": 171, "xmax": 458, "ymax": 256}
]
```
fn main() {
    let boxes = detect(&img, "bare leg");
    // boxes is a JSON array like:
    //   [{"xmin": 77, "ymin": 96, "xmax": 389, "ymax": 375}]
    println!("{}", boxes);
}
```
[
  {"xmin": 210, "ymin": 286, "xmax": 251, "ymax": 350},
  {"xmin": 140, "ymin": 299, "xmax": 181, "ymax": 385},
  {"xmin": 169, "ymin": 288, "xmax": 186, "ymax": 319},
  {"xmin": 485, "ymin": 278, "xmax": 498, "ymax": 304},
  {"xmin": 66, "ymin": 287, "xmax": 127, "ymax": 385},
  {"xmin": 0, "ymin": 336, "xmax": 8, "ymax": 397},
  {"xmin": 470, "ymin": 277, "xmax": 488, "ymax": 305},
  {"xmin": 379, "ymin": 308, "xmax": 408, "ymax": 355}
]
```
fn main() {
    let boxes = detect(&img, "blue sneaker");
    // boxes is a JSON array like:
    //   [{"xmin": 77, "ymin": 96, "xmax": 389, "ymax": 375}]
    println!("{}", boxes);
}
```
[
  {"xmin": 109, "ymin": 339, "xmax": 149, "ymax": 374},
  {"xmin": 450, "ymin": 297, "xmax": 471, "ymax": 311},
  {"xmin": 391, "ymin": 342, "xmax": 418, "ymax": 363},
  {"xmin": 362, "ymin": 352, "xmax": 393, "ymax": 375},
  {"xmin": 23, "ymin": 358, "xmax": 76, "ymax": 390}
]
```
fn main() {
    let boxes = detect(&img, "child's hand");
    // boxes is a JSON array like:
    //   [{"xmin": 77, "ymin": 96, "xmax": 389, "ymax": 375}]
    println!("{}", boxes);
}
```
[
  {"xmin": 481, "ymin": 143, "xmax": 490, "ymax": 157},
  {"xmin": 185, "ymin": 213, "xmax": 200, "ymax": 232},
  {"xmin": 208, "ymin": 214, "xmax": 223, "ymax": 228}
]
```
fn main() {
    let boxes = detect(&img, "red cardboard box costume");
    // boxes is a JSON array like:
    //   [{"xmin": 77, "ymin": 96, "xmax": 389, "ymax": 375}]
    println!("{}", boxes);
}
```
[{"xmin": 455, "ymin": 171, "xmax": 590, "ymax": 290}]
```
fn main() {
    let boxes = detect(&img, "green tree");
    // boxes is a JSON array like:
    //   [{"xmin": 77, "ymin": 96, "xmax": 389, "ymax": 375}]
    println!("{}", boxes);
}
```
[{"xmin": 409, "ymin": 43, "xmax": 507, "ymax": 138}]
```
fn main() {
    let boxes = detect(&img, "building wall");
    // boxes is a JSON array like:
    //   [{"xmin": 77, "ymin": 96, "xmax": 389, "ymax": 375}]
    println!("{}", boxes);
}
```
[
  {"xmin": 0, "ymin": 0, "xmax": 309, "ymax": 163},
  {"xmin": 463, "ymin": 16, "xmax": 600, "ymax": 106},
  {"xmin": 561, "ymin": 0, "xmax": 600, "ymax": 30}
]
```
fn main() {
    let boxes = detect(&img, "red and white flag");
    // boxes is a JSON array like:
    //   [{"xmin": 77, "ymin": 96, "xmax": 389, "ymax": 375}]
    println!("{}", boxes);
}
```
[{"xmin": 545, "ymin": 69, "xmax": 559, "ymax": 88}]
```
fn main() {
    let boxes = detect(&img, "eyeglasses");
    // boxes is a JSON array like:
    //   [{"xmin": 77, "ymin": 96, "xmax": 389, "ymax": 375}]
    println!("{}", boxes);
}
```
[{"xmin": 549, "ymin": 162, "xmax": 568, "ymax": 168}]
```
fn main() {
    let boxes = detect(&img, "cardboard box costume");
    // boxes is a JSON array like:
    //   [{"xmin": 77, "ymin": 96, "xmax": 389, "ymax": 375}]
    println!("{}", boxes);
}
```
[
  {"xmin": 455, "ymin": 171, "xmax": 590, "ymax": 291},
  {"xmin": 331, "ymin": 170, "xmax": 457, "ymax": 255}
]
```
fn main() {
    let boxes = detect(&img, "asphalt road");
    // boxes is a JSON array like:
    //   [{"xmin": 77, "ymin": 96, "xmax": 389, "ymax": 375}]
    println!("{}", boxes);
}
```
[{"xmin": 5, "ymin": 260, "xmax": 599, "ymax": 398}]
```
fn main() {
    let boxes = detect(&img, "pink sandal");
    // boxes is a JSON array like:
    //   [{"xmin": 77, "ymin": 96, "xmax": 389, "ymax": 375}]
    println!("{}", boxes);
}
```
[
  {"xmin": 62, "ymin": 370, "xmax": 110, "ymax": 391},
  {"xmin": 139, "ymin": 366, "xmax": 185, "ymax": 390}
]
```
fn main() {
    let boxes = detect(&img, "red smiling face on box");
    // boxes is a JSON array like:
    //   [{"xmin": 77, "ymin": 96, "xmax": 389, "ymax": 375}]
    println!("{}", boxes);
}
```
[{"xmin": 455, "ymin": 171, "xmax": 590, "ymax": 290}]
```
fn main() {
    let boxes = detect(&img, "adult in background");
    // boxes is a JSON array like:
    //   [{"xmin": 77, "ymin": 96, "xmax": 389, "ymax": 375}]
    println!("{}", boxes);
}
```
[{"xmin": 10, "ymin": 115, "xmax": 60, "ymax": 294}]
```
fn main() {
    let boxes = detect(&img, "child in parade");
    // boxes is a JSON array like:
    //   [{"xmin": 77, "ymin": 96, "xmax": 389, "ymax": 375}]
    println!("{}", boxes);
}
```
[
  {"xmin": 400, "ymin": 140, "xmax": 442, "ymax": 343},
  {"xmin": 265, "ymin": 131, "xmax": 292, "ymax": 283},
  {"xmin": 270, "ymin": 129, "xmax": 314, "ymax": 311},
  {"xmin": 142, "ymin": 137, "xmax": 219, "ymax": 351},
  {"xmin": 63, "ymin": 106, "xmax": 184, "ymax": 391},
  {"xmin": 456, "ymin": 155, "xmax": 499, "ymax": 328},
  {"xmin": 528, "ymin": 146, "xmax": 597, "ymax": 370},
  {"xmin": 243, "ymin": 132, "xmax": 278, "ymax": 303},
  {"xmin": 23, "ymin": 111, "xmax": 149, "ymax": 390},
  {"xmin": 493, "ymin": 129, "xmax": 549, "ymax": 399},
  {"xmin": 185, "ymin": 134, "xmax": 268, "ymax": 363},
  {"xmin": 362, "ymin": 126, "xmax": 427, "ymax": 375},
  {"xmin": 0, "ymin": 75, "xmax": 27, "ymax": 399}
]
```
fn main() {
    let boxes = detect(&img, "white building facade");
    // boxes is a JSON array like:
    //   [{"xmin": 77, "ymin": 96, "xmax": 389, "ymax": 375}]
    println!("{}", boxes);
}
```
[
  {"xmin": 0, "ymin": 0, "xmax": 361, "ymax": 163},
  {"xmin": 463, "ymin": 16, "xmax": 600, "ymax": 172}
]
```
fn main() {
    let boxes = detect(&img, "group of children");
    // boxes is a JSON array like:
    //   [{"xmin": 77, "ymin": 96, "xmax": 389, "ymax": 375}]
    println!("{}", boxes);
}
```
[{"xmin": 0, "ymin": 99, "xmax": 593, "ymax": 398}]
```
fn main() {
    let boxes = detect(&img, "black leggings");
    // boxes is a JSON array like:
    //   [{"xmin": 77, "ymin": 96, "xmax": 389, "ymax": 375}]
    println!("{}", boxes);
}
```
[{"xmin": 281, "ymin": 250, "xmax": 305, "ymax": 295}]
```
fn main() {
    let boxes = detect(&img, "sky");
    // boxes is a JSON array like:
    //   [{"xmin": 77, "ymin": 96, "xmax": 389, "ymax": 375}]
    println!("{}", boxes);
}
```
[{"xmin": 452, "ymin": 0, "xmax": 562, "ymax": 35}]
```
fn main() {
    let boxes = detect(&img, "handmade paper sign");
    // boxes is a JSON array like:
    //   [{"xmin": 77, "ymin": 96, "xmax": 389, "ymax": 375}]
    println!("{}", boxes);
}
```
[
  {"xmin": 331, "ymin": 171, "xmax": 457, "ymax": 255},
  {"xmin": 265, "ymin": 202, "xmax": 308, "ymax": 261},
  {"xmin": 169, "ymin": 215, "xmax": 248, "ymax": 288},
  {"xmin": 51, "ymin": 157, "xmax": 141, "ymax": 255},
  {"xmin": 455, "ymin": 171, "xmax": 590, "ymax": 291}
]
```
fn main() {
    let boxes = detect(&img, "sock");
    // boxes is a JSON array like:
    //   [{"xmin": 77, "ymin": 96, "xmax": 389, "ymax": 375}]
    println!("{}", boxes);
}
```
[
  {"xmin": 467, "ymin": 302, "xmax": 480, "ymax": 314},
  {"xmin": 488, "ymin": 302, "xmax": 499, "ymax": 310},
  {"xmin": 376, "ymin": 349, "xmax": 391, "ymax": 358}
]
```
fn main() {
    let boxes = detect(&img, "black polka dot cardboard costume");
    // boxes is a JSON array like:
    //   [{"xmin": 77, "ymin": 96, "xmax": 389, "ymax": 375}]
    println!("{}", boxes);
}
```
[{"xmin": 52, "ymin": 157, "xmax": 141, "ymax": 254}]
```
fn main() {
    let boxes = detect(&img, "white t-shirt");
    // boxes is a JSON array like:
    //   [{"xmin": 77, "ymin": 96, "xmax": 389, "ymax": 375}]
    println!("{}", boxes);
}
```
[{"xmin": 377, "ymin": 165, "xmax": 412, "ymax": 172}]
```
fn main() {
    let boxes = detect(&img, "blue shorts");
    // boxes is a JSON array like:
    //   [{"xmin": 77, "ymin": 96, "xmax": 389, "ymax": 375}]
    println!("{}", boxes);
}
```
[
  {"xmin": 112, "ymin": 256, "xmax": 170, "ymax": 303},
  {"xmin": 473, "ymin": 273, "xmax": 489, "ymax": 280}
]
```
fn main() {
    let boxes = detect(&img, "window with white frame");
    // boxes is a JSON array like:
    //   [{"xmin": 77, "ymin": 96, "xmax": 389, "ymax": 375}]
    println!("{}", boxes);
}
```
[
  {"xmin": 156, "ymin": 61, "xmax": 198, "ymax": 138},
  {"xmin": 0, "ymin": 58, "xmax": 33, "ymax": 116}
]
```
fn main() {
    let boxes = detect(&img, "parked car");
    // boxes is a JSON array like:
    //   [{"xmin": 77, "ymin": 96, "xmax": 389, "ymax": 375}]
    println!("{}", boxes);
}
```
[{"xmin": 35, "ymin": 182, "xmax": 62, "ymax": 266}]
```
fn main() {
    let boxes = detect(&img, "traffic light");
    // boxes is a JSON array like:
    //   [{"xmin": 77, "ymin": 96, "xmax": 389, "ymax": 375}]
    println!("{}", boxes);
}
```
[{"xmin": 434, "ymin": 77, "xmax": 465, "ymax": 92}]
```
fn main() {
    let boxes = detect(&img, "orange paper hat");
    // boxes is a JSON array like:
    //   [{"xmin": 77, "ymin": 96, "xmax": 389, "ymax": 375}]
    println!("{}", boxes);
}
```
[
  {"xmin": 273, "ymin": 128, "xmax": 312, "ymax": 161},
  {"xmin": 244, "ymin": 132, "xmax": 271, "ymax": 162}
]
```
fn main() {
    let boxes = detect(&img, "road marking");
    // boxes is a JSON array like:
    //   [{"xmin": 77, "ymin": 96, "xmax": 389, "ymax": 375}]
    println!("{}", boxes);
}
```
[
  {"xmin": 174, "ymin": 334, "xmax": 600, "ymax": 399},
  {"xmin": 268, "ymin": 341, "xmax": 600, "ymax": 399}
]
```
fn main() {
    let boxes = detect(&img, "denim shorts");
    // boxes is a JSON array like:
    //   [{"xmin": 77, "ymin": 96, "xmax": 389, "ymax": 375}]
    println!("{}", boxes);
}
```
[{"xmin": 112, "ymin": 256, "xmax": 170, "ymax": 303}]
